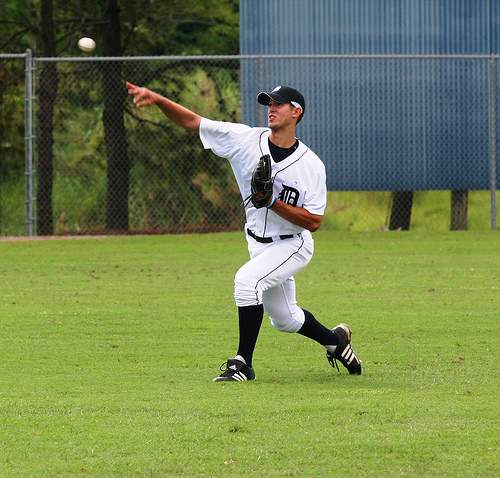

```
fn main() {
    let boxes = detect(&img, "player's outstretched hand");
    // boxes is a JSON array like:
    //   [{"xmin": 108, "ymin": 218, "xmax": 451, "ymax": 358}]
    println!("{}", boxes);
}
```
[{"xmin": 126, "ymin": 81, "xmax": 157, "ymax": 108}]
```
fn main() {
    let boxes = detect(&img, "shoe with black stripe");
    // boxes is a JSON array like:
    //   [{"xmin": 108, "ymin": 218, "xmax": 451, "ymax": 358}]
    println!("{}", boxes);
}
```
[
  {"xmin": 213, "ymin": 355, "xmax": 256, "ymax": 382},
  {"xmin": 326, "ymin": 323, "xmax": 362, "ymax": 375}
]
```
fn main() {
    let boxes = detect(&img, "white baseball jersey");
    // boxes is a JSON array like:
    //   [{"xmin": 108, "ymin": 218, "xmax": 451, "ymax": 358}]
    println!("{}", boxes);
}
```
[
  {"xmin": 199, "ymin": 117, "xmax": 327, "ymax": 329},
  {"xmin": 199, "ymin": 118, "xmax": 327, "ymax": 238}
]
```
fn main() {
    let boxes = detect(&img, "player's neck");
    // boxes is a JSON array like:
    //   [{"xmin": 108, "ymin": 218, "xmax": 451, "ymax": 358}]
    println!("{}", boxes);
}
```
[{"xmin": 269, "ymin": 127, "xmax": 297, "ymax": 149}]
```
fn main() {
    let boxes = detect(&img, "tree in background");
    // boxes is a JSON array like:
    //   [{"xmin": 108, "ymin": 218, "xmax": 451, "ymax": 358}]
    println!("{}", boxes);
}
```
[
  {"xmin": 36, "ymin": 0, "xmax": 58, "ymax": 235},
  {"xmin": 98, "ymin": 0, "xmax": 239, "ymax": 231},
  {"xmin": 0, "ymin": 0, "xmax": 239, "ymax": 234},
  {"xmin": 100, "ymin": 0, "xmax": 129, "ymax": 231}
]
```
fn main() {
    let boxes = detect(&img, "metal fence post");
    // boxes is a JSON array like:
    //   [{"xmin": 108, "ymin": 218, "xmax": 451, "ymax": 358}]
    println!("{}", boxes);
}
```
[
  {"xmin": 24, "ymin": 48, "xmax": 34, "ymax": 236},
  {"xmin": 488, "ymin": 56, "xmax": 497, "ymax": 231}
]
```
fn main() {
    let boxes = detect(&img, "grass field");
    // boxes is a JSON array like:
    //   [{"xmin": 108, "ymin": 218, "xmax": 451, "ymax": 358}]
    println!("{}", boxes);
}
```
[{"xmin": 0, "ymin": 231, "xmax": 499, "ymax": 477}]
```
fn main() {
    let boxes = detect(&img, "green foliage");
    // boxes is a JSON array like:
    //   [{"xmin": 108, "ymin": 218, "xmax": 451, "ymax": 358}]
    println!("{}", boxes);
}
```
[
  {"xmin": 0, "ymin": 0, "xmax": 239, "ymax": 56},
  {"xmin": 0, "ymin": 176, "xmax": 24, "ymax": 235},
  {"xmin": 0, "ymin": 0, "xmax": 240, "ymax": 234},
  {"xmin": 0, "ymin": 59, "xmax": 26, "ymax": 236},
  {"xmin": 0, "ymin": 232, "xmax": 498, "ymax": 476},
  {"xmin": 120, "ymin": 0, "xmax": 240, "ymax": 55},
  {"xmin": 31, "ymin": 60, "xmax": 243, "ymax": 233},
  {"xmin": 124, "ymin": 63, "xmax": 243, "ymax": 232},
  {"xmin": 51, "ymin": 104, "xmax": 107, "ymax": 232},
  {"xmin": 0, "ymin": 0, "xmax": 31, "ymax": 52},
  {"xmin": 0, "ymin": 60, "xmax": 25, "ymax": 180}
]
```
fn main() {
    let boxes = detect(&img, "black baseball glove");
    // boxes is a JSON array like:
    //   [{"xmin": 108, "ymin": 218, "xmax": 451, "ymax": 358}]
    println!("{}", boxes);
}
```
[{"xmin": 245, "ymin": 154, "xmax": 274, "ymax": 208}]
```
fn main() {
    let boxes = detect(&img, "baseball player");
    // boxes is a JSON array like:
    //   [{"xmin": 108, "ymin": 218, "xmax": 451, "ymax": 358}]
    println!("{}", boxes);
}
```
[{"xmin": 126, "ymin": 81, "xmax": 362, "ymax": 381}]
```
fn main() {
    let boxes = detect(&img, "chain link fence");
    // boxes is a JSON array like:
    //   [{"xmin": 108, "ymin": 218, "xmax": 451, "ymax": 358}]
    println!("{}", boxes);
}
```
[
  {"xmin": 34, "ymin": 56, "xmax": 244, "ymax": 235},
  {"xmin": 0, "ymin": 53, "xmax": 498, "ymax": 236}
]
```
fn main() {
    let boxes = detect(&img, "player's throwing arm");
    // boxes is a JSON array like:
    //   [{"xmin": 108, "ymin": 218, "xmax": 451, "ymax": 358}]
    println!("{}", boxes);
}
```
[{"xmin": 126, "ymin": 81, "xmax": 201, "ymax": 131}]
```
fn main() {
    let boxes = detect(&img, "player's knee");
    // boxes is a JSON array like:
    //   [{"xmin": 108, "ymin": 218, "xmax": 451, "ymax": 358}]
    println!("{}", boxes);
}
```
[
  {"xmin": 268, "ymin": 307, "xmax": 305, "ymax": 333},
  {"xmin": 234, "ymin": 268, "xmax": 261, "ymax": 307},
  {"xmin": 269, "ymin": 315, "xmax": 297, "ymax": 333}
]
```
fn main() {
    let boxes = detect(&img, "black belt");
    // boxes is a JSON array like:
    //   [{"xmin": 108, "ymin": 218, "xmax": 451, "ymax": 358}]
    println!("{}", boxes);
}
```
[{"xmin": 247, "ymin": 228, "xmax": 294, "ymax": 243}]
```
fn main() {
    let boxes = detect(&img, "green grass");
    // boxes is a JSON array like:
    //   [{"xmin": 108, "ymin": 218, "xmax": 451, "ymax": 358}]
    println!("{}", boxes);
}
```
[
  {"xmin": 324, "ymin": 190, "xmax": 499, "ymax": 231},
  {"xmin": 0, "ymin": 232, "xmax": 499, "ymax": 477},
  {"xmin": 0, "ymin": 177, "xmax": 25, "ymax": 236}
]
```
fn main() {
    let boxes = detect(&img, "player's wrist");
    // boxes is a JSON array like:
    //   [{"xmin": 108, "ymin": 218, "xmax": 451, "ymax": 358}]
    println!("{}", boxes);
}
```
[
  {"xmin": 151, "ymin": 91, "xmax": 164, "ymax": 105},
  {"xmin": 267, "ymin": 195, "xmax": 277, "ymax": 209}
]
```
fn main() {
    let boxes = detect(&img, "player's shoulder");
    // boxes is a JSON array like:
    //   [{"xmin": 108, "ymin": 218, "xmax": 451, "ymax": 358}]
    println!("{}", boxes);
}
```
[
  {"xmin": 201, "ymin": 117, "xmax": 266, "ymax": 136},
  {"xmin": 299, "ymin": 141, "xmax": 325, "ymax": 170}
]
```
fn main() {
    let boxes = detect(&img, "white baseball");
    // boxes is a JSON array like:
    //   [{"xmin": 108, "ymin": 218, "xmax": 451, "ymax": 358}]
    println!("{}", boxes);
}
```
[{"xmin": 78, "ymin": 37, "xmax": 96, "ymax": 53}]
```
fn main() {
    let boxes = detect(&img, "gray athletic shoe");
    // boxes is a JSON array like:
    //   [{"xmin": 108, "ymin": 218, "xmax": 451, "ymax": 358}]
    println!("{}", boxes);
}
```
[{"xmin": 326, "ymin": 323, "xmax": 362, "ymax": 375}]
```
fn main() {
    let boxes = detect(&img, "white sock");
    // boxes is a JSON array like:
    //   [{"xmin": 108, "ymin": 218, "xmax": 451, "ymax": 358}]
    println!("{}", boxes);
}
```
[{"xmin": 234, "ymin": 354, "xmax": 246, "ymax": 364}]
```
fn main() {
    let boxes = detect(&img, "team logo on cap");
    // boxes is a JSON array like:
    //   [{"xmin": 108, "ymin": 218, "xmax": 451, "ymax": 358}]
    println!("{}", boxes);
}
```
[{"xmin": 272, "ymin": 86, "xmax": 282, "ymax": 92}]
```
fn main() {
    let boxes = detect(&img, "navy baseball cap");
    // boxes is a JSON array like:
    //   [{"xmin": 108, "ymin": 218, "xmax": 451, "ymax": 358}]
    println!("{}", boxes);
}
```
[{"xmin": 257, "ymin": 85, "xmax": 305, "ymax": 115}]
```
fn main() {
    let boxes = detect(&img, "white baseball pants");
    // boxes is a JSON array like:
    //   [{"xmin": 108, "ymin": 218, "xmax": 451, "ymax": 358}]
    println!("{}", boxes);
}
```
[{"xmin": 234, "ymin": 230, "xmax": 314, "ymax": 333}]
